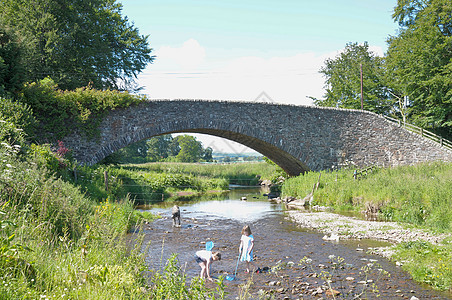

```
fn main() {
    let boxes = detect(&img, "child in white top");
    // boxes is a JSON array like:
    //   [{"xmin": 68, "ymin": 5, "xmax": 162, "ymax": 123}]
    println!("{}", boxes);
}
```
[
  {"xmin": 239, "ymin": 225, "xmax": 258, "ymax": 273},
  {"xmin": 194, "ymin": 250, "xmax": 221, "ymax": 281}
]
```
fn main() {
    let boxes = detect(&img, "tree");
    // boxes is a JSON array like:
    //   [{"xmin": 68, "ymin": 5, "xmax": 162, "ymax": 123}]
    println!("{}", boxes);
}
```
[
  {"xmin": 386, "ymin": 0, "xmax": 452, "ymax": 138},
  {"xmin": 202, "ymin": 147, "xmax": 213, "ymax": 162},
  {"xmin": 175, "ymin": 135, "xmax": 203, "ymax": 163},
  {"xmin": 0, "ymin": 27, "xmax": 26, "ymax": 96},
  {"xmin": 0, "ymin": 0, "xmax": 154, "ymax": 91},
  {"xmin": 314, "ymin": 42, "xmax": 393, "ymax": 115},
  {"xmin": 146, "ymin": 135, "xmax": 174, "ymax": 161}
]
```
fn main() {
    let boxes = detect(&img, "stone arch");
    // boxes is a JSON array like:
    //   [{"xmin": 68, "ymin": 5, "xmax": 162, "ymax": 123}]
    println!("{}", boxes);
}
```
[
  {"xmin": 63, "ymin": 100, "xmax": 452, "ymax": 176},
  {"xmin": 91, "ymin": 120, "xmax": 309, "ymax": 176}
]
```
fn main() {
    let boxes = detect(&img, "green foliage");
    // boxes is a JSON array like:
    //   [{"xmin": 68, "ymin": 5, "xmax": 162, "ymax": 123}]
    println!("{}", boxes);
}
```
[
  {"xmin": 282, "ymin": 162, "xmax": 452, "ymax": 232},
  {"xmin": 0, "ymin": 139, "xmax": 160, "ymax": 299},
  {"xmin": 0, "ymin": 119, "xmax": 26, "ymax": 149},
  {"xmin": 123, "ymin": 161, "xmax": 277, "ymax": 186},
  {"xmin": 314, "ymin": 42, "xmax": 393, "ymax": 115},
  {"xmin": 149, "ymin": 254, "xmax": 226, "ymax": 299},
  {"xmin": 0, "ymin": 117, "xmax": 226, "ymax": 299},
  {"xmin": 0, "ymin": 27, "xmax": 26, "ymax": 96},
  {"xmin": 392, "ymin": 240, "xmax": 452, "ymax": 290},
  {"xmin": 18, "ymin": 78, "xmax": 146, "ymax": 140},
  {"xmin": 175, "ymin": 134, "xmax": 204, "ymax": 163},
  {"xmin": 146, "ymin": 135, "xmax": 176, "ymax": 161},
  {"xmin": 0, "ymin": 206, "xmax": 34, "ymax": 283},
  {"xmin": 0, "ymin": 0, "xmax": 154, "ymax": 91},
  {"xmin": 0, "ymin": 97, "xmax": 36, "ymax": 138},
  {"xmin": 104, "ymin": 134, "xmax": 216, "ymax": 164},
  {"xmin": 314, "ymin": 1, "xmax": 451, "ymax": 139},
  {"xmin": 386, "ymin": 0, "xmax": 452, "ymax": 138}
]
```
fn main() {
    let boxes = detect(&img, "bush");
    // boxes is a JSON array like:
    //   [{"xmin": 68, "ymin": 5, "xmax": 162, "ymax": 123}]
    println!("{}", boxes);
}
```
[
  {"xmin": 18, "ymin": 78, "xmax": 146, "ymax": 140},
  {"xmin": 0, "ymin": 97, "xmax": 36, "ymax": 138}
]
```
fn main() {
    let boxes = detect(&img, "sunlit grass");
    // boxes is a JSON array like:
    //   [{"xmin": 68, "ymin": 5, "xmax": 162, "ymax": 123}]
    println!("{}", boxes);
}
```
[
  {"xmin": 282, "ymin": 162, "xmax": 452, "ymax": 233},
  {"xmin": 282, "ymin": 161, "xmax": 452, "ymax": 291},
  {"xmin": 0, "ymin": 147, "xmax": 223, "ymax": 299}
]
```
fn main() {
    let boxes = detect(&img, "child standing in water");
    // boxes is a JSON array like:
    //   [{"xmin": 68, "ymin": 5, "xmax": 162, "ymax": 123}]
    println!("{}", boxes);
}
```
[
  {"xmin": 239, "ymin": 225, "xmax": 258, "ymax": 273},
  {"xmin": 194, "ymin": 249, "xmax": 221, "ymax": 281}
]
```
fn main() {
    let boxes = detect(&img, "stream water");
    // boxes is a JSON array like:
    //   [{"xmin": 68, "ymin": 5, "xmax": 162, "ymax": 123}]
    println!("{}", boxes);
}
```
[{"xmin": 136, "ymin": 187, "xmax": 450, "ymax": 299}]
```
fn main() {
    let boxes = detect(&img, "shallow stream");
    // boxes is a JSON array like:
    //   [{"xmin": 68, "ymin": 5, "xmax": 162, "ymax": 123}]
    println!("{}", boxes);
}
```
[{"xmin": 137, "ymin": 187, "xmax": 450, "ymax": 299}]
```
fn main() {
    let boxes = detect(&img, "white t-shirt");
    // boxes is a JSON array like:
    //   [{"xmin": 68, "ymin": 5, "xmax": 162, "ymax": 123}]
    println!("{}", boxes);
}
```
[{"xmin": 196, "ymin": 250, "xmax": 212, "ymax": 261}]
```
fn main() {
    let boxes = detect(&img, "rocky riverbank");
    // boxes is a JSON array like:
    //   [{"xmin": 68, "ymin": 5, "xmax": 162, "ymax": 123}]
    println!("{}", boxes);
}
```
[{"xmin": 286, "ymin": 209, "xmax": 451, "ymax": 258}]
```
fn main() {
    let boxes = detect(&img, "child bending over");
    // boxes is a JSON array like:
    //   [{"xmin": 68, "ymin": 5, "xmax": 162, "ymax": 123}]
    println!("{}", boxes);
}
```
[{"xmin": 194, "ymin": 250, "xmax": 221, "ymax": 281}]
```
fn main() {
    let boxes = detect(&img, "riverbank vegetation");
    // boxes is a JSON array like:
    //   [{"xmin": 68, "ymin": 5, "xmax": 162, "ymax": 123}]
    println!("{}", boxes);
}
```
[
  {"xmin": 282, "ymin": 162, "xmax": 452, "ymax": 291},
  {"xmin": 282, "ymin": 162, "xmax": 452, "ymax": 232},
  {"xmin": 64, "ymin": 161, "xmax": 275, "ymax": 204},
  {"xmin": 0, "ymin": 102, "xmax": 227, "ymax": 298},
  {"xmin": 123, "ymin": 161, "xmax": 277, "ymax": 185}
]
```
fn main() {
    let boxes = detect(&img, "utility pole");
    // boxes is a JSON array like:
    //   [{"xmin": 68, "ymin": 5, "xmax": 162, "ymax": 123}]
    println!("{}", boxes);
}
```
[{"xmin": 360, "ymin": 63, "xmax": 363, "ymax": 110}]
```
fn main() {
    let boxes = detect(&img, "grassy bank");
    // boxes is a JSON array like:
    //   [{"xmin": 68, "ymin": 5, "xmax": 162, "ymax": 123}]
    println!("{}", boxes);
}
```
[
  {"xmin": 123, "ymin": 162, "xmax": 278, "ymax": 185},
  {"xmin": 282, "ymin": 162, "xmax": 452, "ymax": 232},
  {"xmin": 0, "ymin": 136, "xmax": 226, "ymax": 299},
  {"xmin": 71, "ymin": 164, "xmax": 229, "ymax": 204},
  {"xmin": 282, "ymin": 161, "xmax": 452, "ymax": 291},
  {"xmin": 68, "ymin": 161, "xmax": 276, "ymax": 204}
]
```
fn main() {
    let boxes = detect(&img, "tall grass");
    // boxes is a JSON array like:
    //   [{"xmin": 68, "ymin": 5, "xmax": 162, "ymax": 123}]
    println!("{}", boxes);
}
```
[
  {"xmin": 71, "ymin": 164, "xmax": 230, "ymax": 203},
  {"xmin": 283, "ymin": 162, "xmax": 452, "ymax": 291},
  {"xmin": 0, "ymin": 138, "xmax": 223, "ymax": 298},
  {"xmin": 122, "ymin": 161, "xmax": 277, "ymax": 185},
  {"xmin": 282, "ymin": 162, "xmax": 452, "ymax": 232}
]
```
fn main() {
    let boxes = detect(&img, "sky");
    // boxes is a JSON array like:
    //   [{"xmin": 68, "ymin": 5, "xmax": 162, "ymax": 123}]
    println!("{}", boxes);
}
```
[{"xmin": 120, "ymin": 0, "xmax": 400, "ymax": 154}]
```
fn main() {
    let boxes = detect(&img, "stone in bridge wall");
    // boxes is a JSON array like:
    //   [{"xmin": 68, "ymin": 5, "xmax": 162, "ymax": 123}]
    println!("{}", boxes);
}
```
[{"xmin": 62, "ymin": 100, "xmax": 452, "ymax": 176}]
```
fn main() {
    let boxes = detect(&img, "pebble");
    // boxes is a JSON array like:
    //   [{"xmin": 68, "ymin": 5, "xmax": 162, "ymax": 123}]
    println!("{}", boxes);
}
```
[
  {"xmin": 286, "ymin": 211, "xmax": 450, "ymax": 246},
  {"xmin": 345, "ymin": 277, "xmax": 354, "ymax": 281}
]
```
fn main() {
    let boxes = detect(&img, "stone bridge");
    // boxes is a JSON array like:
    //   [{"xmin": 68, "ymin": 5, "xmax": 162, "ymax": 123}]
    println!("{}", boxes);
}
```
[{"xmin": 63, "ymin": 100, "xmax": 452, "ymax": 176}]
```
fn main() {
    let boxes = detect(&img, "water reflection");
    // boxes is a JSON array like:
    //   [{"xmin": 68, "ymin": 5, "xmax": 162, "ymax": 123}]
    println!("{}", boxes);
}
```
[{"xmin": 140, "ymin": 186, "xmax": 282, "ymax": 223}]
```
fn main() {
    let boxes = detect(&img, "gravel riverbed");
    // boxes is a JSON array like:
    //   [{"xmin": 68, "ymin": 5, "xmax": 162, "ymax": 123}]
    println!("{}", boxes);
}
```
[{"xmin": 286, "ymin": 209, "xmax": 451, "ymax": 258}]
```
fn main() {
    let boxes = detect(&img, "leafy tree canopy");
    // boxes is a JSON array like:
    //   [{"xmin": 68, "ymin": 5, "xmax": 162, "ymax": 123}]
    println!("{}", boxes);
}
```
[
  {"xmin": 175, "ymin": 135, "xmax": 204, "ymax": 163},
  {"xmin": 0, "ymin": 0, "xmax": 154, "ymax": 91},
  {"xmin": 386, "ymin": 0, "xmax": 452, "ymax": 137},
  {"xmin": 102, "ymin": 134, "xmax": 214, "ymax": 164},
  {"xmin": 0, "ymin": 27, "xmax": 26, "ymax": 96},
  {"xmin": 314, "ymin": 42, "xmax": 392, "ymax": 115}
]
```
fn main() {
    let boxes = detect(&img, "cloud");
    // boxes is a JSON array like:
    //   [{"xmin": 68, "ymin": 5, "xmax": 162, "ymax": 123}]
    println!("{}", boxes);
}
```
[
  {"xmin": 155, "ymin": 38, "xmax": 206, "ymax": 70},
  {"xmin": 139, "ymin": 39, "xmax": 350, "ymax": 105}
]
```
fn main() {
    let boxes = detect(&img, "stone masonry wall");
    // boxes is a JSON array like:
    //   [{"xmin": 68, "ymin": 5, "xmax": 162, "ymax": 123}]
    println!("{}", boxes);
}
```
[{"xmin": 62, "ymin": 100, "xmax": 452, "ymax": 176}]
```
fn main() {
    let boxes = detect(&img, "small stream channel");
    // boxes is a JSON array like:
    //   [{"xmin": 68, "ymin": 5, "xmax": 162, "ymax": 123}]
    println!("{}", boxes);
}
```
[{"xmin": 136, "ymin": 187, "xmax": 450, "ymax": 299}]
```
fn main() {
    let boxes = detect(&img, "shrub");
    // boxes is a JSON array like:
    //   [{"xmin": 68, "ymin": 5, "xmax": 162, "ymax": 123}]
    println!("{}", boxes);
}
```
[
  {"xmin": 18, "ymin": 78, "xmax": 146, "ymax": 140},
  {"xmin": 0, "ymin": 97, "xmax": 36, "ymax": 138}
]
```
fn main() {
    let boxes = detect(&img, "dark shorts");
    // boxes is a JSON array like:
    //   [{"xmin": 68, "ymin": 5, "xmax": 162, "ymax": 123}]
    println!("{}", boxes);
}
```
[{"xmin": 195, "ymin": 255, "xmax": 205, "ymax": 264}]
